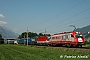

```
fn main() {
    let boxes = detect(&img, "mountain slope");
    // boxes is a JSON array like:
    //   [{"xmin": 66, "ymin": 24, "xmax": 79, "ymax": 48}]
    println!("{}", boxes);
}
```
[
  {"xmin": 75, "ymin": 25, "xmax": 90, "ymax": 34},
  {"xmin": 0, "ymin": 26, "xmax": 19, "ymax": 38}
]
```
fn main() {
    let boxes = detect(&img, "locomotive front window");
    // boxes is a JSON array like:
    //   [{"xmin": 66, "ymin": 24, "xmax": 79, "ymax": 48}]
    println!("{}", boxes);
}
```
[{"xmin": 76, "ymin": 34, "xmax": 83, "ymax": 38}]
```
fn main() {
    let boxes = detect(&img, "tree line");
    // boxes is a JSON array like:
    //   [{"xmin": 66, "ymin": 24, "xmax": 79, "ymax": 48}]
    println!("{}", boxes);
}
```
[{"xmin": 18, "ymin": 32, "xmax": 51, "ymax": 39}]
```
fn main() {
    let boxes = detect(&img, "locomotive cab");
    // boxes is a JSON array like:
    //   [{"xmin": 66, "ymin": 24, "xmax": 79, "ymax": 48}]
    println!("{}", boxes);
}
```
[
  {"xmin": 71, "ymin": 32, "xmax": 85, "ymax": 47},
  {"xmin": 76, "ymin": 34, "xmax": 83, "ymax": 42}
]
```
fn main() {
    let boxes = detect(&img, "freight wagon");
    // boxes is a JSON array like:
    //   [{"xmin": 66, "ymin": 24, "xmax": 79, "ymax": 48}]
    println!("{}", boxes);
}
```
[{"xmin": 18, "ymin": 37, "xmax": 37, "ymax": 45}]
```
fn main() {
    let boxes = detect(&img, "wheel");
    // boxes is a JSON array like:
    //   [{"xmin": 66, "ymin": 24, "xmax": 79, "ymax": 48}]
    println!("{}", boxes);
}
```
[
  {"xmin": 75, "ymin": 45, "xmax": 82, "ymax": 48},
  {"xmin": 66, "ymin": 44, "xmax": 71, "ymax": 48},
  {"xmin": 52, "ymin": 44, "xmax": 56, "ymax": 47},
  {"xmin": 71, "ymin": 44, "xmax": 76, "ymax": 48},
  {"xmin": 79, "ymin": 45, "xmax": 82, "ymax": 48}
]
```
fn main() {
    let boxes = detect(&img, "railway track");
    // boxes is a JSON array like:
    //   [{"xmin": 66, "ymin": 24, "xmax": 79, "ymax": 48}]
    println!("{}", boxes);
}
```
[{"xmin": 29, "ymin": 45, "xmax": 90, "ymax": 52}]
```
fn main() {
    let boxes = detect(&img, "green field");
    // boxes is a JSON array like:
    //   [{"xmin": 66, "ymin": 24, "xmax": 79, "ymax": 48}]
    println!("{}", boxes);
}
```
[{"xmin": 0, "ymin": 44, "xmax": 90, "ymax": 60}]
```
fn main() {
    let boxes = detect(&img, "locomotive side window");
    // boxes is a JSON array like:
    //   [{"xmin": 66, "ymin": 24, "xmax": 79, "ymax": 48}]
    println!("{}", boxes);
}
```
[
  {"xmin": 67, "ymin": 34, "xmax": 71, "ymax": 40},
  {"xmin": 52, "ymin": 37, "xmax": 55, "ymax": 39},
  {"xmin": 51, "ymin": 36, "xmax": 62, "ymax": 40},
  {"xmin": 56, "ymin": 36, "xmax": 58, "ymax": 39},
  {"xmin": 63, "ymin": 35, "xmax": 66, "ymax": 40},
  {"xmin": 71, "ymin": 34, "xmax": 74, "ymax": 37},
  {"xmin": 57, "ymin": 36, "xmax": 62, "ymax": 40},
  {"xmin": 55, "ymin": 36, "xmax": 60, "ymax": 40},
  {"xmin": 70, "ymin": 34, "xmax": 74, "ymax": 41},
  {"xmin": 63, "ymin": 35, "xmax": 68, "ymax": 40},
  {"xmin": 66, "ymin": 35, "xmax": 69, "ymax": 40},
  {"xmin": 55, "ymin": 36, "xmax": 62, "ymax": 40}
]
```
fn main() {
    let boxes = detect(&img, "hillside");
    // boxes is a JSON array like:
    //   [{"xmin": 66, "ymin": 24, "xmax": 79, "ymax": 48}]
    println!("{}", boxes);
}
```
[
  {"xmin": 75, "ymin": 25, "xmax": 90, "ymax": 34},
  {"xmin": 0, "ymin": 26, "xmax": 19, "ymax": 38}
]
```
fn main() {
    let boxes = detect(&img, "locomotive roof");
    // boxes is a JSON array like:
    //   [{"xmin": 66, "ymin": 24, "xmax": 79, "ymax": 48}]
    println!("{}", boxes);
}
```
[{"xmin": 52, "ymin": 31, "xmax": 82, "ymax": 36}]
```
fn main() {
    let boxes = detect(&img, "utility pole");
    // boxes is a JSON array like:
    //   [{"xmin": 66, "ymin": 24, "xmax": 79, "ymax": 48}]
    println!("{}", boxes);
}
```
[
  {"xmin": 27, "ymin": 27, "xmax": 28, "ymax": 46},
  {"xmin": 44, "ymin": 28, "xmax": 46, "ymax": 36},
  {"xmin": 24, "ymin": 35, "xmax": 25, "ymax": 45},
  {"xmin": 45, "ymin": 28, "xmax": 46, "ymax": 33}
]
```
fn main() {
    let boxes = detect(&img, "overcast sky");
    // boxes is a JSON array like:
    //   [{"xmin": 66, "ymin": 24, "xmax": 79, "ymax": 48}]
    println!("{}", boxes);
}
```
[{"xmin": 0, "ymin": 0, "xmax": 90, "ymax": 34}]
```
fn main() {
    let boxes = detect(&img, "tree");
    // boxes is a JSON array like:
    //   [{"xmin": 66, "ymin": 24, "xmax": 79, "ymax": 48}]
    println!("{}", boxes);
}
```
[
  {"xmin": 38, "ymin": 33, "xmax": 44, "ymax": 36},
  {"xmin": 18, "ymin": 32, "xmax": 38, "ymax": 39},
  {"xmin": 44, "ymin": 34, "xmax": 51, "ymax": 36},
  {"xmin": 0, "ymin": 34, "xmax": 2, "ymax": 39},
  {"xmin": 0, "ymin": 34, "xmax": 4, "ymax": 44}
]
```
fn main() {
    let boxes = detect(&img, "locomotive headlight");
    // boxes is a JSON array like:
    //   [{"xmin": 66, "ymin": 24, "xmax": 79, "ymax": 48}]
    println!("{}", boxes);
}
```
[
  {"xmin": 76, "ymin": 32, "xmax": 78, "ymax": 34},
  {"xmin": 80, "ymin": 35, "xmax": 82, "ymax": 36}
]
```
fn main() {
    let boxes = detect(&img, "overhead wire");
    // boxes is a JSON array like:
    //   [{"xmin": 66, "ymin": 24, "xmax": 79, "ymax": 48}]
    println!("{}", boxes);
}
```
[
  {"xmin": 46, "ymin": 7, "xmax": 90, "ymax": 29},
  {"xmin": 29, "ymin": 0, "xmax": 90, "ymax": 34},
  {"xmin": 35, "ymin": 7, "xmax": 90, "ymax": 33},
  {"xmin": 30, "ymin": 0, "xmax": 85, "ymax": 28},
  {"xmin": 55, "ymin": 17, "xmax": 90, "ymax": 32}
]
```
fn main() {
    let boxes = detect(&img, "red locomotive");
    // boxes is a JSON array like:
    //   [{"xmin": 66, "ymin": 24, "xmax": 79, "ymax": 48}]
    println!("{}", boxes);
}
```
[
  {"xmin": 37, "ymin": 36, "xmax": 49, "ymax": 45},
  {"xmin": 48, "ymin": 32, "xmax": 85, "ymax": 47}
]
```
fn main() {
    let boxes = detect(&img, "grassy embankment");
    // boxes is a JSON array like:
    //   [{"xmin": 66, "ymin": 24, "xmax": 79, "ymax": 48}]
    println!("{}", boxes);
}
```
[{"xmin": 0, "ymin": 44, "xmax": 90, "ymax": 60}]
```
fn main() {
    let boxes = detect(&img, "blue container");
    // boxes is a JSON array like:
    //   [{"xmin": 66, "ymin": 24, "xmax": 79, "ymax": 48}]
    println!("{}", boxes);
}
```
[
  {"xmin": 27, "ymin": 38, "xmax": 32, "ymax": 42},
  {"xmin": 18, "ymin": 39, "xmax": 25, "ymax": 44}
]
